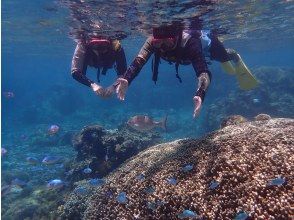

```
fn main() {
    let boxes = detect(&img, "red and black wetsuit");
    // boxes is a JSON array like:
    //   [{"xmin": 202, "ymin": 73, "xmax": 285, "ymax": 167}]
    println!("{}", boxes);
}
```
[
  {"xmin": 123, "ymin": 30, "xmax": 232, "ymax": 101},
  {"xmin": 71, "ymin": 41, "xmax": 127, "ymax": 87}
]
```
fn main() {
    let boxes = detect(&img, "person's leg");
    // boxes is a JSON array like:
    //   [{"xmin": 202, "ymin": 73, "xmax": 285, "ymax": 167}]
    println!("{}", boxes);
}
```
[
  {"xmin": 209, "ymin": 35, "xmax": 236, "ymax": 74},
  {"xmin": 209, "ymin": 34, "xmax": 258, "ymax": 90}
]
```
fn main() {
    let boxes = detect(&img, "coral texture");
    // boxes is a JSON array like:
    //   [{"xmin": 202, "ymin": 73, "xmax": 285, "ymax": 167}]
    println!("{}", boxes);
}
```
[{"xmin": 75, "ymin": 118, "xmax": 294, "ymax": 219}]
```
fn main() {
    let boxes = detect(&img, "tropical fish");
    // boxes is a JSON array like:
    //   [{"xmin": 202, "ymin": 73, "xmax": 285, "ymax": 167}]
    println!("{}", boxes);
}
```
[
  {"xmin": 182, "ymin": 164, "xmax": 193, "ymax": 172},
  {"xmin": 136, "ymin": 174, "xmax": 145, "ymax": 181},
  {"xmin": 167, "ymin": 177, "xmax": 177, "ymax": 185},
  {"xmin": 252, "ymin": 98, "xmax": 260, "ymax": 104},
  {"xmin": 1, "ymin": 148, "xmax": 7, "ymax": 157},
  {"xmin": 147, "ymin": 202, "xmax": 157, "ymax": 211},
  {"xmin": 116, "ymin": 192, "xmax": 127, "ymax": 204},
  {"xmin": 83, "ymin": 167, "xmax": 92, "ymax": 174},
  {"xmin": 48, "ymin": 125, "xmax": 60, "ymax": 135},
  {"xmin": 144, "ymin": 186, "xmax": 155, "ymax": 194},
  {"xmin": 42, "ymin": 156, "xmax": 63, "ymax": 165},
  {"xmin": 26, "ymin": 156, "xmax": 39, "ymax": 165},
  {"xmin": 127, "ymin": 115, "xmax": 167, "ymax": 132},
  {"xmin": 46, "ymin": 179, "xmax": 65, "ymax": 189},
  {"xmin": 234, "ymin": 211, "xmax": 249, "ymax": 220},
  {"xmin": 74, "ymin": 186, "xmax": 88, "ymax": 195},
  {"xmin": 209, "ymin": 180, "xmax": 219, "ymax": 190},
  {"xmin": 88, "ymin": 178, "xmax": 105, "ymax": 186},
  {"xmin": 267, "ymin": 177, "xmax": 286, "ymax": 186},
  {"xmin": 178, "ymin": 210, "xmax": 197, "ymax": 219},
  {"xmin": 11, "ymin": 178, "xmax": 27, "ymax": 187},
  {"xmin": 1, "ymin": 185, "xmax": 12, "ymax": 197},
  {"xmin": 3, "ymin": 91, "xmax": 15, "ymax": 99}
]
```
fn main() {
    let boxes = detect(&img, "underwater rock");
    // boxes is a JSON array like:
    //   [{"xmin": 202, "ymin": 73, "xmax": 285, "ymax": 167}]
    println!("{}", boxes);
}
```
[
  {"xmin": 254, "ymin": 113, "xmax": 271, "ymax": 121},
  {"xmin": 66, "ymin": 124, "xmax": 161, "ymax": 182},
  {"xmin": 59, "ymin": 118, "xmax": 293, "ymax": 219},
  {"xmin": 205, "ymin": 66, "xmax": 294, "ymax": 131},
  {"xmin": 220, "ymin": 115, "xmax": 247, "ymax": 128}
]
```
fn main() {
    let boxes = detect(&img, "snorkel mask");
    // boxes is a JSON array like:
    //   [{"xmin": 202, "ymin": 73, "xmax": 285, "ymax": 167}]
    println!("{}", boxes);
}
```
[
  {"xmin": 87, "ymin": 38, "xmax": 111, "ymax": 52},
  {"xmin": 151, "ymin": 24, "xmax": 182, "ymax": 50}
]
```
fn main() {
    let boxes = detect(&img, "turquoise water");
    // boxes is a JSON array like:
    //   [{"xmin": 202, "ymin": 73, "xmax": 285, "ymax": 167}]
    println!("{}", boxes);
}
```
[{"xmin": 2, "ymin": 0, "xmax": 294, "ymax": 219}]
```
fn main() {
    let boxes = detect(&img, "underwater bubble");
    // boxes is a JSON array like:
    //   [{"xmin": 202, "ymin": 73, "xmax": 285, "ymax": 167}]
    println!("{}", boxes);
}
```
[
  {"xmin": 182, "ymin": 164, "xmax": 193, "ymax": 172},
  {"xmin": 267, "ymin": 177, "xmax": 286, "ymax": 186},
  {"xmin": 234, "ymin": 211, "xmax": 249, "ymax": 220},
  {"xmin": 178, "ymin": 210, "xmax": 197, "ymax": 219},
  {"xmin": 74, "ymin": 186, "xmax": 88, "ymax": 196},
  {"xmin": 144, "ymin": 186, "xmax": 155, "ymax": 194},
  {"xmin": 167, "ymin": 177, "xmax": 177, "ymax": 185},
  {"xmin": 136, "ymin": 173, "xmax": 145, "ymax": 181},
  {"xmin": 88, "ymin": 178, "xmax": 105, "ymax": 186},
  {"xmin": 83, "ymin": 167, "xmax": 92, "ymax": 174},
  {"xmin": 116, "ymin": 192, "xmax": 127, "ymax": 204},
  {"xmin": 209, "ymin": 180, "xmax": 219, "ymax": 190}
]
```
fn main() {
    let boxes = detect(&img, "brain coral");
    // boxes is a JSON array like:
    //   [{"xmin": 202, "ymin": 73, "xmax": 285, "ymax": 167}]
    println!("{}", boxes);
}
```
[{"xmin": 64, "ymin": 118, "xmax": 293, "ymax": 219}]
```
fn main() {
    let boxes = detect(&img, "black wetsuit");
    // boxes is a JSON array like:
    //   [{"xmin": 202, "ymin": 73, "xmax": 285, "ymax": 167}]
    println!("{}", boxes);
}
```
[
  {"xmin": 71, "ymin": 41, "xmax": 127, "ymax": 87},
  {"xmin": 123, "ymin": 30, "xmax": 233, "ymax": 101}
]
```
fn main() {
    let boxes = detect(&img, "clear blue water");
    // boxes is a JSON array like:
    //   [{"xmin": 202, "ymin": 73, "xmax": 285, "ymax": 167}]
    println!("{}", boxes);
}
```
[{"xmin": 1, "ymin": 0, "xmax": 294, "ymax": 219}]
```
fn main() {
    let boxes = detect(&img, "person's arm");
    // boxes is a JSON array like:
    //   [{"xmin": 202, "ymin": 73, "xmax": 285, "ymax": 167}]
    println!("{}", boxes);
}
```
[
  {"xmin": 186, "ymin": 37, "xmax": 211, "ymax": 118},
  {"xmin": 188, "ymin": 37, "xmax": 211, "ymax": 102},
  {"xmin": 71, "ymin": 42, "xmax": 94, "ymax": 87},
  {"xmin": 115, "ymin": 46, "xmax": 127, "ymax": 76},
  {"xmin": 123, "ymin": 37, "xmax": 154, "ymax": 85}
]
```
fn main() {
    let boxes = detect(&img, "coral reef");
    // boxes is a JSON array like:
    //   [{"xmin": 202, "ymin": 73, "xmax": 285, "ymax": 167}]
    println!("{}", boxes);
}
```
[
  {"xmin": 220, "ymin": 115, "xmax": 247, "ymax": 128},
  {"xmin": 65, "ymin": 124, "xmax": 161, "ymax": 182},
  {"xmin": 60, "ymin": 117, "xmax": 293, "ymax": 219},
  {"xmin": 205, "ymin": 67, "xmax": 294, "ymax": 131}
]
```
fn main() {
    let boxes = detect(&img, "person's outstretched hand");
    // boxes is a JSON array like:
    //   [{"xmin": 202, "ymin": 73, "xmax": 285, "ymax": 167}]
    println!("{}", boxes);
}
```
[
  {"xmin": 91, "ymin": 83, "xmax": 105, "ymax": 97},
  {"xmin": 193, "ymin": 95, "xmax": 202, "ymax": 118},
  {"xmin": 115, "ymin": 78, "xmax": 128, "ymax": 101}
]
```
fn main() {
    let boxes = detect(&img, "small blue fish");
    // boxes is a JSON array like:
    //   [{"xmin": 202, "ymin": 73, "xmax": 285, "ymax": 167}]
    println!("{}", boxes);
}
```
[
  {"xmin": 42, "ymin": 156, "xmax": 63, "ymax": 165},
  {"xmin": 144, "ymin": 186, "xmax": 155, "ymax": 194},
  {"xmin": 234, "ymin": 211, "xmax": 249, "ymax": 220},
  {"xmin": 136, "ymin": 174, "xmax": 145, "ymax": 181},
  {"xmin": 167, "ymin": 177, "xmax": 177, "ymax": 185},
  {"xmin": 26, "ymin": 157, "xmax": 39, "ymax": 165},
  {"xmin": 182, "ymin": 164, "xmax": 193, "ymax": 172},
  {"xmin": 147, "ymin": 202, "xmax": 157, "ymax": 210},
  {"xmin": 105, "ymin": 190, "xmax": 113, "ymax": 198},
  {"xmin": 83, "ymin": 167, "xmax": 92, "ymax": 174},
  {"xmin": 47, "ymin": 179, "xmax": 65, "ymax": 189},
  {"xmin": 253, "ymin": 98, "xmax": 260, "ymax": 104},
  {"xmin": 267, "ymin": 177, "xmax": 286, "ymax": 186},
  {"xmin": 116, "ymin": 192, "xmax": 127, "ymax": 204},
  {"xmin": 11, "ymin": 178, "xmax": 27, "ymax": 187},
  {"xmin": 178, "ymin": 210, "xmax": 197, "ymax": 219},
  {"xmin": 209, "ymin": 180, "xmax": 219, "ymax": 190},
  {"xmin": 74, "ymin": 186, "xmax": 88, "ymax": 195},
  {"xmin": 88, "ymin": 178, "xmax": 105, "ymax": 186}
]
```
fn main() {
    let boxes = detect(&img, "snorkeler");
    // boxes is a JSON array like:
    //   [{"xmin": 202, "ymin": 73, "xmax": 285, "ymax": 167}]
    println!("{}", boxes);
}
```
[
  {"xmin": 115, "ymin": 23, "xmax": 258, "ymax": 117},
  {"xmin": 71, "ymin": 34, "xmax": 127, "ymax": 98}
]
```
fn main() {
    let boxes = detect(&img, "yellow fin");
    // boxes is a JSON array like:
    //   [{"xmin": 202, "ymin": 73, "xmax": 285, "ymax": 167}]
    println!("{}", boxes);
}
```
[
  {"xmin": 235, "ymin": 54, "xmax": 259, "ymax": 90},
  {"xmin": 221, "ymin": 61, "xmax": 236, "ymax": 75}
]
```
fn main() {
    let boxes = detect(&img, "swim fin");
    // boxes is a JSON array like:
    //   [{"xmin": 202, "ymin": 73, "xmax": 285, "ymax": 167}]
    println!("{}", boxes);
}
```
[
  {"xmin": 221, "ymin": 61, "xmax": 236, "ymax": 75},
  {"xmin": 234, "ymin": 54, "xmax": 258, "ymax": 90}
]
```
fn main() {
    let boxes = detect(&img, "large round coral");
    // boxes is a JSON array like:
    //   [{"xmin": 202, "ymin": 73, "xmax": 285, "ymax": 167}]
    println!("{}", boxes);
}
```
[{"xmin": 76, "ymin": 118, "xmax": 293, "ymax": 219}]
